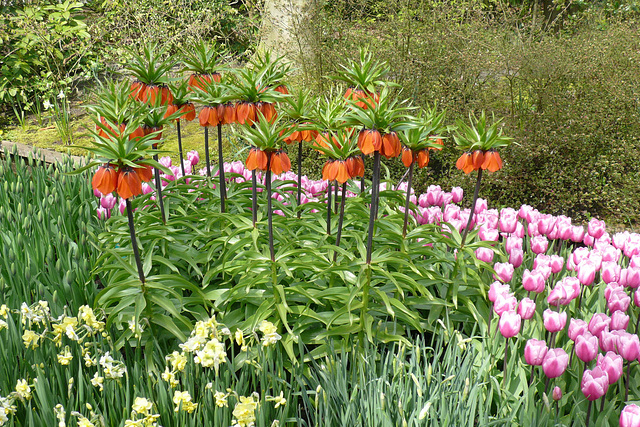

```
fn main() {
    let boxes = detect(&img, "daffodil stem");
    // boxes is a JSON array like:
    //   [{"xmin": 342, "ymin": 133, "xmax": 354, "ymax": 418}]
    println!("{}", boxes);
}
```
[
  {"xmin": 297, "ymin": 141, "xmax": 302, "ymax": 219},
  {"xmin": 177, "ymin": 120, "xmax": 185, "ymax": 177},
  {"xmin": 585, "ymin": 400, "xmax": 593, "ymax": 427},
  {"xmin": 326, "ymin": 181, "xmax": 332, "ymax": 235},
  {"xmin": 126, "ymin": 199, "xmax": 145, "ymax": 284},
  {"xmin": 461, "ymin": 168, "xmax": 483, "ymax": 247},
  {"xmin": 266, "ymin": 153, "xmax": 275, "ymax": 262},
  {"xmin": 333, "ymin": 182, "xmax": 347, "ymax": 263},
  {"xmin": 402, "ymin": 162, "xmax": 414, "ymax": 238},
  {"xmin": 366, "ymin": 152, "xmax": 381, "ymax": 264},
  {"xmin": 251, "ymin": 170, "xmax": 257, "ymax": 227},
  {"xmin": 152, "ymin": 154, "xmax": 166, "ymax": 224},
  {"xmin": 217, "ymin": 124, "xmax": 226, "ymax": 213},
  {"xmin": 204, "ymin": 127, "xmax": 211, "ymax": 178}
]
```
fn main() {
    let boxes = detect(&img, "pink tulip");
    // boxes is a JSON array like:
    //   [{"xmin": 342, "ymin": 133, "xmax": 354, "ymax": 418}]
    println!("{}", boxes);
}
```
[
  {"xmin": 96, "ymin": 206, "xmax": 110, "ymax": 220},
  {"xmin": 119, "ymin": 198, "xmax": 126, "ymax": 215},
  {"xmin": 542, "ymin": 348, "xmax": 569, "ymax": 378},
  {"xmin": 601, "ymin": 245, "xmax": 621, "ymax": 262},
  {"xmin": 552, "ymin": 386, "xmax": 562, "ymax": 401},
  {"xmin": 533, "ymin": 254, "xmax": 551, "ymax": 269},
  {"xmin": 479, "ymin": 209, "xmax": 499, "ymax": 229},
  {"xmin": 141, "ymin": 182, "xmax": 153, "ymax": 195},
  {"xmin": 426, "ymin": 185, "xmax": 444, "ymax": 207},
  {"xmin": 607, "ymin": 289, "xmax": 631, "ymax": 313},
  {"xmin": 620, "ymin": 404, "xmax": 640, "ymax": 427},
  {"xmin": 528, "ymin": 221, "xmax": 540, "ymax": 237},
  {"xmin": 443, "ymin": 204, "xmax": 460, "ymax": 221},
  {"xmin": 537, "ymin": 214, "xmax": 557, "ymax": 236},
  {"xmin": 518, "ymin": 204, "xmax": 534, "ymax": 220},
  {"xmin": 588, "ymin": 313, "xmax": 611, "ymax": 338},
  {"xmin": 93, "ymin": 188, "xmax": 103, "ymax": 198},
  {"xmin": 478, "ymin": 226, "xmax": 499, "ymax": 242},
  {"xmin": 549, "ymin": 255, "xmax": 564, "ymax": 274},
  {"xmin": 568, "ymin": 318, "xmax": 588, "ymax": 341},
  {"xmin": 474, "ymin": 198, "xmax": 487, "ymax": 213},
  {"xmin": 499, "ymin": 208, "xmax": 518, "ymax": 234},
  {"xmin": 613, "ymin": 232, "xmax": 630, "ymax": 251},
  {"xmin": 602, "ymin": 261, "xmax": 622, "ymax": 284},
  {"xmin": 518, "ymin": 298, "xmax": 536, "ymax": 320},
  {"xmin": 499, "ymin": 311, "xmax": 521, "ymax": 338},
  {"xmin": 494, "ymin": 262, "xmax": 514, "ymax": 283},
  {"xmin": 524, "ymin": 339, "xmax": 548, "ymax": 365},
  {"xmin": 625, "ymin": 268, "xmax": 640, "ymax": 289},
  {"xmin": 531, "ymin": 235, "xmax": 549, "ymax": 254},
  {"xmin": 610, "ymin": 311, "xmax": 630, "ymax": 331},
  {"xmin": 505, "ymin": 236, "xmax": 523, "ymax": 253},
  {"xmin": 605, "ymin": 282, "xmax": 625, "ymax": 301},
  {"xmin": 600, "ymin": 328, "xmax": 618, "ymax": 353},
  {"xmin": 635, "ymin": 290, "xmax": 640, "ymax": 308},
  {"xmin": 617, "ymin": 332, "xmax": 640, "ymax": 361},
  {"xmin": 577, "ymin": 261, "xmax": 597, "ymax": 286},
  {"xmin": 543, "ymin": 309, "xmax": 567, "ymax": 333},
  {"xmin": 509, "ymin": 249, "xmax": 524, "ymax": 268},
  {"xmin": 598, "ymin": 352, "xmax": 624, "ymax": 385},
  {"xmin": 475, "ymin": 247, "xmax": 494, "ymax": 263},
  {"xmin": 451, "ymin": 187, "xmax": 463, "ymax": 203},
  {"xmin": 571, "ymin": 226, "xmax": 585, "ymax": 242},
  {"xmin": 588, "ymin": 218, "xmax": 606, "ymax": 239},
  {"xmin": 575, "ymin": 332, "xmax": 599, "ymax": 363},
  {"xmin": 523, "ymin": 269, "xmax": 545, "ymax": 293},
  {"xmin": 488, "ymin": 282, "xmax": 510, "ymax": 302},
  {"xmin": 187, "ymin": 150, "xmax": 200, "ymax": 166},
  {"xmin": 493, "ymin": 293, "xmax": 517, "ymax": 316},
  {"xmin": 573, "ymin": 247, "xmax": 590, "ymax": 265},
  {"xmin": 100, "ymin": 193, "xmax": 117, "ymax": 210},
  {"xmin": 581, "ymin": 367, "xmax": 609, "ymax": 401}
]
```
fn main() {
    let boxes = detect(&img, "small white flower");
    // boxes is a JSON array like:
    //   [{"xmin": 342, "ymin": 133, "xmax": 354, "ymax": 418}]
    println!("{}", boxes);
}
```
[
  {"xmin": 57, "ymin": 90, "xmax": 65, "ymax": 99},
  {"xmin": 43, "ymin": 100, "xmax": 52, "ymax": 110}
]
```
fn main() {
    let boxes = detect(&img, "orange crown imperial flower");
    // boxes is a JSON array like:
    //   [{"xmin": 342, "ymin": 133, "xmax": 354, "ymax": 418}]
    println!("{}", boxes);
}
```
[
  {"xmin": 357, "ymin": 129, "xmax": 382, "ymax": 155},
  {"xmin": 92, "ymin": 164, "xmax": 118, "ymax": 195}
]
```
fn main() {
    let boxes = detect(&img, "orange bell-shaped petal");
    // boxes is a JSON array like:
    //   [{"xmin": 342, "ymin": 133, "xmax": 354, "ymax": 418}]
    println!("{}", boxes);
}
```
[
  {"xmin": 381, "ymin": 132, "xmax": 401, "ymax": 159},
  {"xmin": 159, "ymin": 86, "xmax": 173, "ymax": 105},
  {"xmin": 246, "ymin": 148, "xmax": 268, "ymax": 171},
  {"xmin": 130, "ymin": 81, "xmax": 144, "ymax": 100},
  {"xmin": 472, "ymin": 150, "xmax": 485, "ymax": 170},
  {"xmin": 260, "ymin": 102, "xmax": 277, "ymax": 122},
  {"xmin": 236, "ymin": 102, "xmax": 256, "ymax": 125},
  {"xmin": 346, "ymin": 156, "xmax": 364, "ymax": 178},
  {"xmin": 116, "ymin": 168, "xmax": 142, "ymax": 200},
  {"xmin": 136, "ymin": 164, "xmax": 153, "ymax": 183},
  {"xmin": 129, "ymin": 126, "xmax": 145, "ymax": 141},
  {"xmin": 401, "ymin": 147, "xmax": 414, "ymax": 168},
  {"xmin": 207, "ymin": 105, "xmax": 219, "ymax": 126},
  {"xmin": 482, "ymin": 151, "xmax": 503, "ymax": 172},
  {"xmin": 358, "ymin": 129, "xmax": 382, "ymax": 155},
  {"xmin": 335, "ymin": 161, "xmax": 350, "ymax": 184},
  {"xmin": 164, "ymin": 104, "xmax": 178, "ymax": 120},
  {"xmin": 278, "ymin": 151, "xmax": 291, "ymax": 173},
  {"xmin": 92, "ymin": 165, "xmax": 118, "ymax": 195},
  {"xmin": 274, "ymin": 84, "xmax": 289, "ymax": 95},
  {"xmin": 456, "ymin": 153, "xmax": 475, "ymax": 175},
  {"xmin": 199, "ymin": 107, "xmax": 211, "ymax": 127},
  {"xmin": 181, "ymin": 103, "xmax": 196, "ymax": 122},
  {"xmin": 417, "ymin": 149, "xmax": 430, "ymax": 168},
  {"xmin": 222, "ymin": 103, "xmax": 236, "ymax": 124},
  {"xmin": 269, "ymin": 152, "xmax": 282, "ymax": 175}
]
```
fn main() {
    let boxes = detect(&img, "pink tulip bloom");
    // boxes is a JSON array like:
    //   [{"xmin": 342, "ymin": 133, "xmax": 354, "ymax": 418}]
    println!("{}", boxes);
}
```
[
  {"xmin": 610, "ymin": 311, "xmax": 630, "ymax": 331},
  {"xmin": 493, "ymin": 293, "xmax": 517, "ymax": 316},
  {"xmin": 442, "ymin": 192, "xmax": 453, "ymax": 205},
  {"xmin": 118, "ymin": 198, "xmax": 126, "ymax": 215},
  {"xmin": 518, "ymin": 298, "xmax": 536, "ymax": 320},
  {"xmin": 509, "ymin": 248, "xmax": 524, "ymax": 268},
  {"xmin": 527, "ymin": 221, "xmax": 540, "ymax": 237},
  {"xmin": 620, "ymin": 404, "xmax": 640, "ymax": 427},
  {"xmin": 523, "ymin": 269, "xmax": 546, "ymax": 293},
  {"xmin": 499, "ymin": 208, "xmax": 518, "ymax": 234},
  {"xmin": 494, "ymin": 262, "xmax": 514, "ymax": 283},
  {"xmin": 601, "ymin": 245, "xmax": 622, "ymax": 262},
  {"xmin": 100, "ymin": 193, "xmax": 117, "ymax": 210},
  {"xmin": 475, "ymin": 247, "xmax": 494, "ymax": 263},
  {"xmin": 598, "ymin": 352, "xmax": 624, "ymax": 385},
  {"xmin": 607, "ymin": 289, "xmax": 631, "ymax": 313},
  {"xmin": 537, "ymin": 214, "xmax": 557, "ymax": 236},
  {"xmin": 443, "ymin": 204, "xmax": 460, "ymax": 222},
  {"xmin": 489, "ymin": 282, "xmax": 510, "ymax": 303},
  {"xmin": 478, "ymin": 226, "xmax": 499, "ymax": 242},
  {"xmin": 524, "ymin": 339, "xmax": 548, "ymax": 365},
  {"xmin": 550, "ymin": 255, "xmax": 564, "ymax": 274},
  {"xmin": 584, "ymin": 233, "xmax": 595, "ymax": 247},
  {"xmin": 499, "ymin": 311, "xmax": 521, "ymax": 338},
  {"xmin": 451, "ymin": 187, "xmax": 464, "ymax": 203},
  {"xmin": 573, "ymin": 247, "xmax": 590, "ymax": 265},
  {"xmin": 543, "ymin": 309, "xmax": 567, "ymax": 333},
  {"xmin": 581, "ymin": 367, "xmax": 609, "ymax": 401},
  {"xmin": 96, "ymin": 206, "xmax": 110, "ymax": 220},
  {"xmin": 518, "ymin": 204, "xmax": 534, "ymax": 220},
  {"xmin": 531, "ymin": 235, "xmax": 549, "ymax": 254},
  {"xmin": 625, "ymin": 268, "xmax": 640, "ymax": 289},
  {"xmin": 542, "ymin": 348, "xmax": 569, "ymax": 378},
  {"xmin": 568, "ymin": 318, "xmax": 588, "ymax": 341},
  {"xmin": 514, "ymin": 222, "xmax": 525, "ymax": 238},
  {"xmin": 571, "ymin": 225, "xmax": 585, "ymax": 242},
  {"xmin": 537, "ymin": 264, "xmax": 552, "ymax": 280},
  {"xmin": 602, "ymin": 261, "xmax": 622, "ymax": 284},
  {"xmin": 617, "ymin": 332, "xmax": 640, "ymax": 361},
  {"xmin": 474, "ymin": 198, "xmax": 487, "ymax": 213},
  {"xmin": 426, "ymin": 185, "xmax": 444, "ymax": 207},
  {"xmin": 588, "ymin": 218, "xmax": 606, "ymax": 239},
  {"xmin": 613, "ymin": 232, "xmax": 630, "ymax": 251},
  {"xmin": 575, "ymin": 332, "xmax": 599, "ymax": 363},
  {"xmin": 533, "ymin": 254, "xmax": 551, "ymax": 269},
  {"xmin": 600, "ymin": 328, "xmax": 618, "ymax": 353},
  {"xmin": 605, "ymin": 282, "xmax": 625, "ymax": 300},
  {"xmin": 588, "ymin": 313, "xmax": 611, "ymax": 338},
  {"xmin": 505, "ymin": 236, "xmax": 523, "ymax": 253},
  {"xmin": 577, "ymin": 261, "xmax": 597, "ymax": 286},
  {"xmin": 93, "ymin": 188, "xmax": 103, "ymax": 198},
  {"xmin": 187, "ymin": 150, "xmax": 200, "ymax": 166},
  {"xmin": 552, "ymin": 386, "xmax": 562, "ymax": 401},
  {"xmin": 547, "ymin": 283, "xmax": 570, "ymax": 307},
  {"xmin": 635, "ymin": 289, "xmax": 640, "ymax": 308}
]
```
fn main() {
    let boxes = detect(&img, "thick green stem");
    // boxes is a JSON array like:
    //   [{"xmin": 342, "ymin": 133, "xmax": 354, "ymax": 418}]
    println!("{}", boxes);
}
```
[
  {"xmin": 217, "ymin": 124, "xmax": 226, "ymax": 213},
  {"xmin": 251, "ymin": 170, "xmax": 258, "ymax": 227},
  {"xmin": 326, "ymin": 181, "xmax": 332, "ymax": 235},
  {"xmin": 152, "ymin": 154, "xmax": 166, "ymax": 224},
  {"xmin": 204, "ymin": 127, "xmax": 211, "ymax": 177},
  {"xmin": 126, "ymin": 199, "xmax": 145, "ymax": 284},
  {"xmin": 366, "ymin": 152, "xmax": 381, "ymax": 264},
  {"xmin": 266, "ymin": 153, "xmax": 274, "ymax": 262},
  {"xmin": 460, "ymin": 168, "xmax": 483, "ymax": 247},
  {"xmin": 625, "ymin": 359, "xmax": 632, "ymax": 401},
  {"xmin": 402, "ymin": 161, "xmax": 414, "ymax": 238},
  {"xmin": 503, "ymin": 338, "xmax": 509, "ymax": 387},
  {"xmin": 333, "ymin": 182, "xmax": 347, "ymax": 263},
  {"xmin": 177, "ymin": 120, "xmax": 185, "ymax": 177},
  {"xmin": 297, "ymin": 141, "xmax": 302, "ymax": 219}
]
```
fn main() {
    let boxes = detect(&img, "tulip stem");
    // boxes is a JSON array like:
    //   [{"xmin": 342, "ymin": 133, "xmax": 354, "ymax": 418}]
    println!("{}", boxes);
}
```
[
  {"xmin": 265, "ymin": 153, "xmax": 275, "ymax": 262},
  {"xmin": 217, "ymin": 124, "xmax": 226, "ymax": 213},
  {"xmin": 297, "ymin": 141, "xmax": 302, "ymax": 219},
  {"xmin": 402, "ymin": 162, "xmax": 414, "ymax": 238},
  {"xmin": 544, "ymin": 376, "xmax": 550, "ymax": 395},
  {"xmin": 625, "ymin": 360, "xmax": 631, "ymax": 401},
  {"xmin": 177, "ymin": 120, "xmax": 185, "ymax": 178},
  {"xmin": 503, "ymin": 338, "xmax": 509, "ymax": 387},
  {"xmin": 204, "ymin": 127, "xmax": 211, "ymax": 178},
  {"xmin": 528, "ymin": 365, "xmax": 535, "ymax": 386},
  {"xmin": 366, "ymin": 152, "xmax": 381, "ymax": 264},
  {"xmin": 585, "ymin": 400, "xmax": 593, "ymax": 426},
  {"xmin": 152, "ymin": 154, "xmax": 166, "ymax": 224},
  {"xmin": 599, "ymin": 393, "xmax": 605, "ymax": 413},
  {"xmin": 333, "ymin": 182, "xmax": 347, "ymax": 263},
  {"xmin": 461, "ymin": 168, "xmax": 483, "ymax": 247},
  {"xmin": 126, "ymin": 199, "xmax": 145, "ymax": 284},
  {"xmin": 251, "ymin": 170, "xmax": 258, "ymax": 227},
  {"xmin": 326, "ymin": 181, "xmax": 332, "ymax": 235}
]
